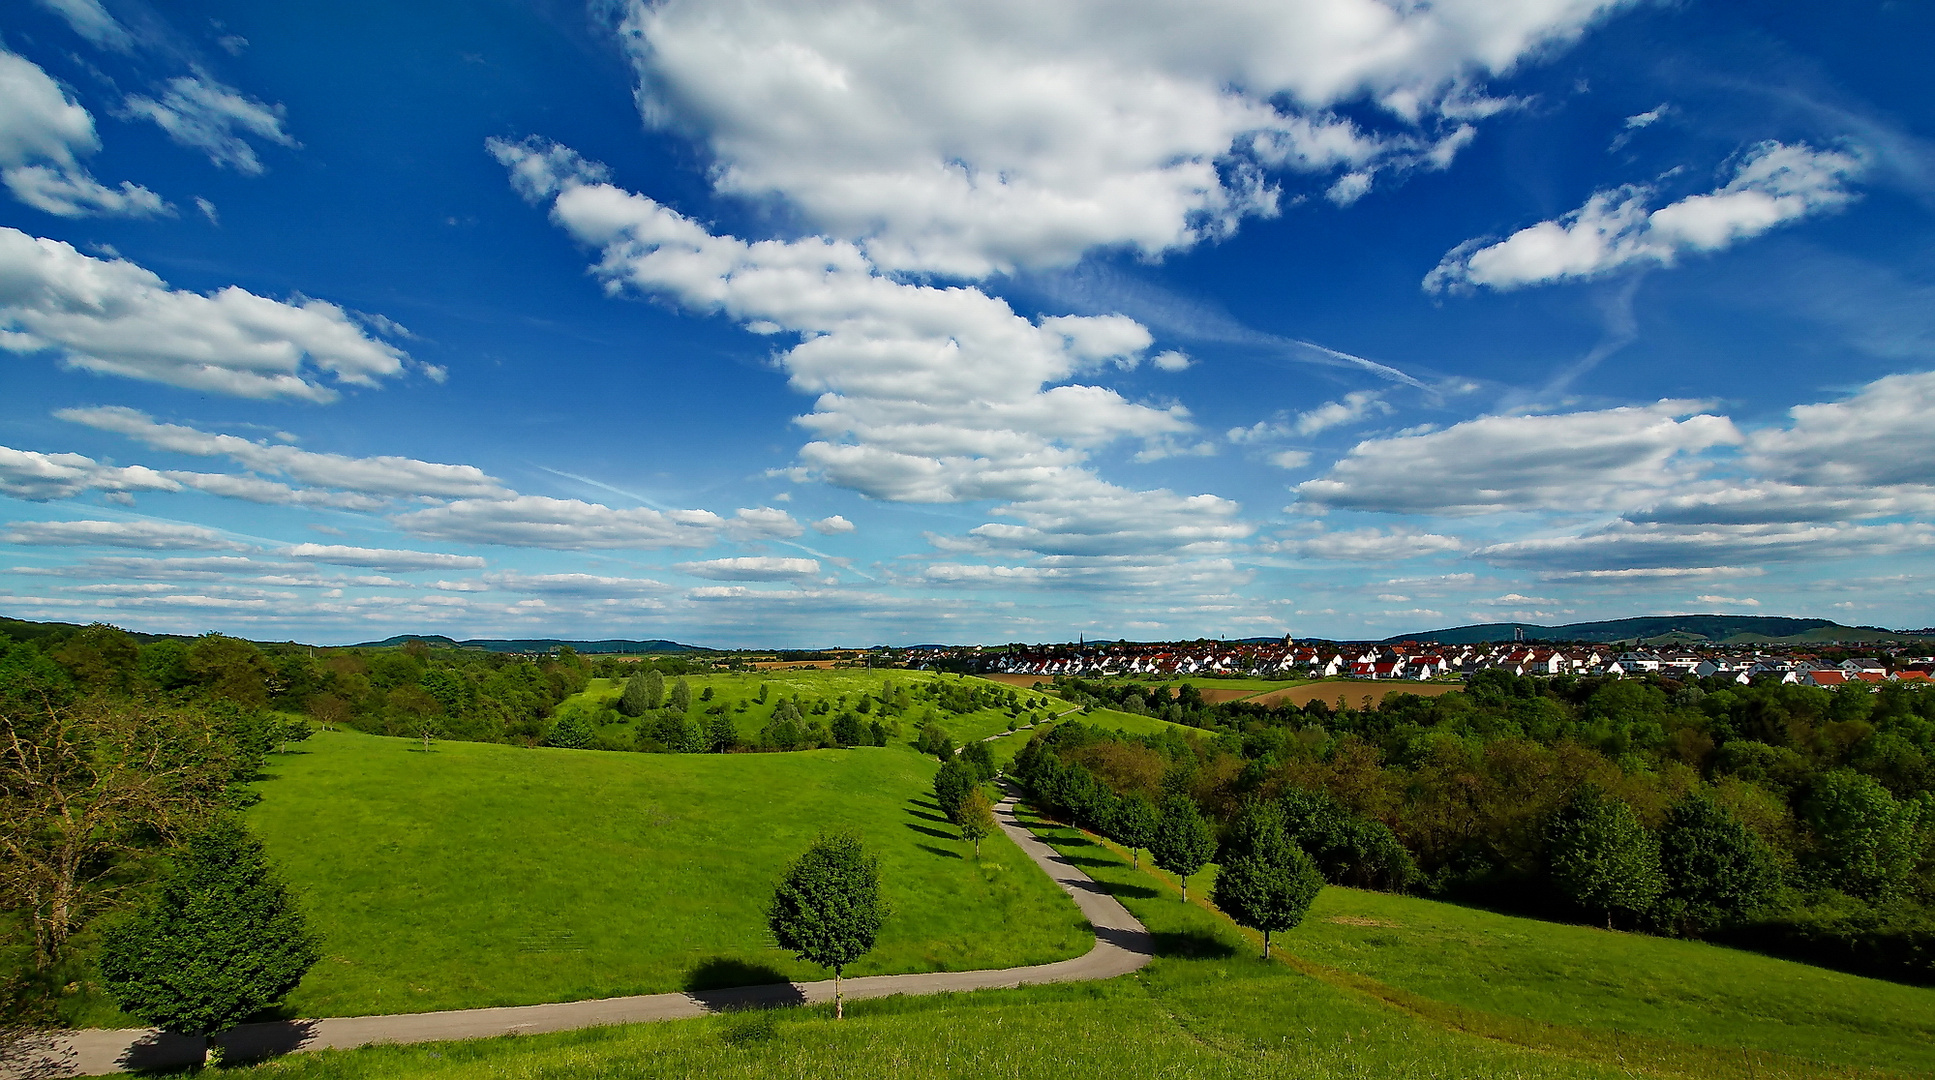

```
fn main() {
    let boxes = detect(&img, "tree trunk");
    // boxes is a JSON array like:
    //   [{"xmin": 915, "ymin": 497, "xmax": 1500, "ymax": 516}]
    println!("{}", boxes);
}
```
[
  {"xmin": 834, "ymin": 969, "xmax": 843, "ymax": 1020},
  {"xmin": 1180, "ymin": 875, "xmax": 1188, "ymax": 903},
  {"xmin": 1263, "ymin": 930, "xmax": 1271, "ymax": 959}
]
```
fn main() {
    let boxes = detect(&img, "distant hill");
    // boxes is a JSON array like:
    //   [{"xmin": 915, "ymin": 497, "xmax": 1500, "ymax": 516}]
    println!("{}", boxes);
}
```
[
  {"xmin": 355, "ymin": 635, "xmax": 708, "ymax": 654},
  {"xmin": 1381, "ymin": 615, "xmax": 1933, "ymax": 646}
]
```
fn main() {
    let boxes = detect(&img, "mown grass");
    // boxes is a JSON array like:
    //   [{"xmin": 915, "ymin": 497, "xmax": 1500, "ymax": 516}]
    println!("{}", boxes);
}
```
[
  {"xmin": 244, "ymin": 730, "xmax": 1090, "ymax": 1017},
  {"xmin": 1030, "ymin": 807, "xmax": 1935, "ymax": 1080}
]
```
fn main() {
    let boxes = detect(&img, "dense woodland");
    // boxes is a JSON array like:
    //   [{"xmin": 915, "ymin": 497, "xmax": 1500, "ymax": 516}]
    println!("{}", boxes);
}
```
[{"xmin": 1019, "ymin": 669, "xmax": 1935, "ymax": 983}]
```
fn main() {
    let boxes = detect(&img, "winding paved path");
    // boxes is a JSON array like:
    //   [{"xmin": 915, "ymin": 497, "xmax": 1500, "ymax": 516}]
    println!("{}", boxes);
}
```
[{"xmin": 5, "ymin": 793, "xmax": 1150, "ymax": 1078}]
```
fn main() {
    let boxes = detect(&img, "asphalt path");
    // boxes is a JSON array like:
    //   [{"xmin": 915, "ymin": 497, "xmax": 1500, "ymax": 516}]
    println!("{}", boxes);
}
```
[{"xmin": 4, "ymin": 787, "xmax": 1150, "ymax": 1078}]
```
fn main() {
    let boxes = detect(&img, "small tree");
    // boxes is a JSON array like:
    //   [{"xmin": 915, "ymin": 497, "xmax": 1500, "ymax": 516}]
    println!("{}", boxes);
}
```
[
  {"xmin": 99, "ymin": 818, "xmax": 318, "ymax": 1047},
  {"xmin": 959, "ymin": 740, "xmax": 996, "ymax": 782},
  {"xmin": 644, "ymin": 670, "xmax": 666, "ymax": 710},
  {"xmin": 1112, "ymin": 791, "xmax": 1160, "ymax": 867},
  {"xmin": 958, "ymin": 788, "xmax": 996, "ymax": 857},
  {"xmin": 668, "ymin": 677, "xmax": 691, "ymax": 715},
  {"xmin": 1152, "ymin": 794, "xmax": 1216, "ymax": 902},
  {"xmin": 1547, "ymin": 786, "xmax": 1666, "ymax": 928},
  {"xmin": 768, "ymin": 833, "xmax": 885, "ymax": 1019},
  {"xmin": 277, "ymin": 717, "xmax": 315, "ymax": 755},
  {"xmin": 706, "ymin": 713, "xmax": 738, "ymax": 753},
  {"xmin": 933, "ymin": 758, "xmax": 976, "ymax": 823},
  {"xmin": 618, "ymin": 672, "xmax": 653, "ymax": 717},
  {"xmin": 1212, "ymin": 802, "xmax": 1323, "ymax": 958}
]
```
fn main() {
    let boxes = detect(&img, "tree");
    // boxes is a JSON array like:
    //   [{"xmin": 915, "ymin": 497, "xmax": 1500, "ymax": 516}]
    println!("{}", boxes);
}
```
[
  {"xmin": 915, "ymin": 722, "xmax": 953, "ymax": 759},
  {"xmin": 1, "ymin": 699, "xmax": 235, "ymax": 967},
  {"xmin": 99, "ymin": 818, "xmax": 319, "ymax": 1046},
  {"xmin": 1547, "ymin": 786, "xmax": 1666, "ymax": 928},
  {"xmin": 618, "ymin": 672, "xmax": 654, "ymax": 717},
  {"xmin": 1111, "ymin": 792, "xmax": 1159, "ymax": 867},
  {"xmin": 933, "ymin": 758, "xmax": 976, "ymax": 823},
  {"xmin": 277, "ymin": 717, "xmax": 315, "ymax": 755},
  {"xmin": 960, "ymin": 739, "xmax": 996, "ymax": 782},
  {"xmin": 958, "ymin": 788, "xmax": 996, "ymax": 857},
  {"xmin": 767, "ymin": 833, "xmax": 885, "ymax": 1019},
  {"xmin": 1800, "ymin": 769, "xmax": 1925, "ymax": 899},
  {"xmin": 706, "ymin": 713, "xmax": 738, "ymax": 753},
  {"xmin": 668, "ymin": 677, "xmax": 691, "ymax": 715},
  {"xmin": 1657, "ymin": 793, "xmax": 1780, "ymax": 934},
  {"xmin": 544, "ymin": 708, "xmax": 594, "ymax": 749},
  {"xmin": 1152, "ymin": 794, "xmax": 1216, "ymax": 902},
  {"xmin": 830, "ymin": 712, "xmax": 864, "ymax": 747},
  {"xmin": 644, "ymin": 670, "xmax": 666, "ymax": 711},
  {"xmin": 1212, "ymin": 802, "xmax": 1323, "ymax": 958}
]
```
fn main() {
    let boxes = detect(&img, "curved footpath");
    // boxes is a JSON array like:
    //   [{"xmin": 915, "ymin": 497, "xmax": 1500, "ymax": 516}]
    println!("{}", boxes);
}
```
[{"xmin": 7, "ymin": 792, "xmax": 1151, "ymax": 1079}]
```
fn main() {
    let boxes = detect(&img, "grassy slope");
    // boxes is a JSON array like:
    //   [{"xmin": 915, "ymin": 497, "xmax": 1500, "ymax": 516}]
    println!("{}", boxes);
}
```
[{"xmin": 246, "ymin": 731, "xmax": 1089, "ymax": 1017}]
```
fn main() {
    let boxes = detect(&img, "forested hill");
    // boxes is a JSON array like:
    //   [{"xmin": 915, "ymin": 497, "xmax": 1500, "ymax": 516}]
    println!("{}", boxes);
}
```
[
  {"xmin": 1382, "ymin": 614, "xmax": 1912, "ymax": 645},
  {"xmin": 354, "ymin": 635, "xmax": 707, "ymax": 654}
]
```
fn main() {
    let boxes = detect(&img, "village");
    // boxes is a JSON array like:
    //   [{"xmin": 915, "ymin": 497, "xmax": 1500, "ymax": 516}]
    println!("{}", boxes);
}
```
[{"xmin": 965, "ymin": 637, "xmax": 1935, "ymax": 689}]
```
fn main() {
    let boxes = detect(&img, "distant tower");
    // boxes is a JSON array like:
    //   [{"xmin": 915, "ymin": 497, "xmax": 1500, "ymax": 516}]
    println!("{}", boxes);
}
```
[{"xmin": 1515, "ymin": 626, "xmax": 1524, "ymax": 642}]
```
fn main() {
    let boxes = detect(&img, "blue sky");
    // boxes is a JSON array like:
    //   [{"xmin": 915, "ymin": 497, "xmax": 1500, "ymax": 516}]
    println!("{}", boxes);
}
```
[{"xmin": 3, "ymin": 0, "xmax": 1933, "ymax": 647}]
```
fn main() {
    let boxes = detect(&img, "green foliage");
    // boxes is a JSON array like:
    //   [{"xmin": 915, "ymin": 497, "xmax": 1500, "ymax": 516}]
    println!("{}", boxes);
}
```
[
  {"xmin": 705, "ymin": 713, "xmax": 738, "ymax": 753},
  {"xmin": 644, "ymin": 670, "xmax": 666, "ymax": 711},
  {"xmin": 957, "ymin": 788, "xmax": 996, "ymax": 856},
  {"xmin": 959, "ymin": 738, "xmax": 996, "ymax": 782},
  {"xmin": 668, "ymin": 678, "xmax": 691, "ymax": 714},
  {"xmin": 1547, "ymin": 786, "xmax": 1666, "ymax": 927},
  {"xmin": 768, "ymin": 833, "xmax": 885, "ymax": 1015},
  {"xmin": 1657, "ymin": 793, "xmax": 1781, "ymax": 934},
  {"xmin": 1152, "ymin": 794, "xmax": 1215, "ymax": 901},
  {"xmin": 544, "ymin": 707, "xmax": 596, "ymax": 749},
  {"xmin": 1800, "ymin": 769, "xmax": 1926, "ymax": 899},
  {"xmin": 1110, "ymin": 791, "xmax": 1159, "ymax": 866},
  {"xmin": 1279, "ymin": 786, "xmax": 1418, "ymax": 892},
  {"xmin": 933, "ymin": 758, "xmax": 976, "ymax": 823},
  {"xmin": 98, "ymin": 818, "xmax": 318, "ymax": 1036},
  {"xmin": 914, "ymin": 722, "xmax": 953, "ymax": 759},
  {"xmin": 617, "ymin": 672, "xmax": 653, "ymax": 717},
  {"xmin": 1213, "ymin": 801, "xmax": 1324, "ymax": 956}
]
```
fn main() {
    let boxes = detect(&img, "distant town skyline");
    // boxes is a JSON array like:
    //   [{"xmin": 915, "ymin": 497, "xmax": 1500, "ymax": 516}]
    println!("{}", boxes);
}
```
[{"xmin": 3, "ymin": 0, "xmax": 1933, "ymax": 646}]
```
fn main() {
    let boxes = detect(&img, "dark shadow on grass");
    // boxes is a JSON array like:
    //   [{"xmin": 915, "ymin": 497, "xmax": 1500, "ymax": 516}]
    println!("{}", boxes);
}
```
[
  {"xmin": 904, "ymin": 822, "xmax": 954, "ymax": 840},
  {"xmin": 905, "ymin": 798, "xmax": 951, "ymax": 826},
  {"xmin": 916, "ymin": 843, "xmax": 964, "ymax": 859},
  {"xmin": 1090, "ymin": 879, "xmax": 1160, "ymax": 901},
  {"xmin": 1059, "ymin": 854, "xmax": 1117, "ymax": 869},
  {"xmin": 1151, "ymin": 930, "xmax": 1239, "ymax": 960}
]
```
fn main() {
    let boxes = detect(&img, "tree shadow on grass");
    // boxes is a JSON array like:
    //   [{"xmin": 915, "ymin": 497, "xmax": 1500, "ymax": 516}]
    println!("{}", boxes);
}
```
[
  {"xmin": 904, "ymin": 822, "xmax": 954, "ymax": 840},
  {"xmin": 916, "ymin": 843, "xmax": 964, "ymax": 859},
  {"xmin": 1091, "ymin": 879, "xmax": 1160, "ymax": 901},
  {"xmin": 905, "ymin": 798, "xmax": 951, "ymax": 826},
  {"xmin": 1151, "ymin": 930, "xmax": 1239, "ymax": 960},
  {"xmin": 1059, "ymin": 854, "xmax": 1118, "ymax": 869}
]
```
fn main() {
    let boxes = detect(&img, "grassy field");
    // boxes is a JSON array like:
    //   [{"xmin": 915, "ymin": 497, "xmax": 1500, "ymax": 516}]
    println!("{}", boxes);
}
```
[
  {"xmin": 214, "ymin": 796, "xmax": 1935, "ymax": 1080},
  {"xmin": 242, "ymin": 730, "xmax": 1090, "ymax": 1018},
  {"xmin": 562, "ymin": 670, "xmax": 1060, "ymax": 747}
]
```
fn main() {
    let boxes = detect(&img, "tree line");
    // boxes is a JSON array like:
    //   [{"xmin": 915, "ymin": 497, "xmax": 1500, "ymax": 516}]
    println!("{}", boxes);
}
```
[{"xmin": 1012, "ymin": 668, "xmax": 1935, "ymax": 983}]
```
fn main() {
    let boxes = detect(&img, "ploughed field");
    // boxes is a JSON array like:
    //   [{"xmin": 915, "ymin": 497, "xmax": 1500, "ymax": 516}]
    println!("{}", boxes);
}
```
[
  {"xmin": 228, "ymin": 798, "xmax": 1935, "ymax": 1080},
  {"xmin": 245, "ymin": 728, "xmax": 1091, "ymax": 1018}
]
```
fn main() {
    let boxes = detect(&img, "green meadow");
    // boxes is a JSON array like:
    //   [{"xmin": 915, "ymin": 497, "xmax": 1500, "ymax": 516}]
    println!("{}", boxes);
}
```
[
  {"xmin": 244, "ymin": 729, "xmax": 1090, "ymax": 1017},
  {"xmin": 220, "ymin": 798, "xmax": 1935, "ymax": 1080}
]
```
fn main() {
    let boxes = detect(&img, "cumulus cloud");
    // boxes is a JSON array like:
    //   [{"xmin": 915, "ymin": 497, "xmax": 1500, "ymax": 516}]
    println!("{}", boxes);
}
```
[
  {"xmin": 812, "ymin": 514, "xmax": 855, "ymax": 535},
  {"xmin": 621, "ymin": 0, "xmax": 1628, "ymax": 275},
  {"xmin": 0, "ymin": 49, "xmax": 166, "ymax": 217},
  {"xmin": 1477, "ymin": 521, "xmax": 1935, "ymax": 571},
  {"xmin": 675, "ymin": 556, "xmax": 822, "ymax": 582},
  {"xmin": 1748, "ymin": 370, "xmax": 1935, "ymax": 488},
  {"xmin": 282, "ymin": 543, "xmax": 485, "ymax": 572},
  {"xmin": 1, "ymin": 233, "xmax": 412, "ymax": 400},
  {"xmin": 1274, "ymin": 526, "xmax": 1464, "ymax": 561},
  {"xmin": 1427, "ymin": 142, "xmax": 1862, "ymax": 291},
  {"xmin": 2, "ymin": 518, "xmax": 241, "ymax": 549},
  {"xmin": 0, "ymin": 444, "xmax": 178, "ymax": 501},
  {"xmin": 124, "ymin": 76, "xmax": 297, "ymax": 174},
  {"xmin": 964, "ymin": 483, "xmax": 1252, "ymax": 558},
  {"xmin": 727, "ymin": 506, "xmax": 803, "ymax": 540},
  {"xmin": 485, "ymin": 571, "xmax": 669, "ymax": 596},
  {"xmin": 1231, "ymin": 390, "xmax": 1389, "ymax": 446},
  {"xmin": 1297, "ymin": 401, "xmax": 1739, "ymax": 515},
  {"xmin": 60, "ymin": 407, "xmax": 506, "ymax": 497},
  {"xmin": 394, "ymin": 495, "xmax": 726, "ymax": 550}
]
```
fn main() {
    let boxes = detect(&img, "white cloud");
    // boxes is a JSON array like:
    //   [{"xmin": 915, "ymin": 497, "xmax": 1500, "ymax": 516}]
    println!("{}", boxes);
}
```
[
  {"xmin": 1, "ymin": 233, "xmax": 412, "ymax": 400},
  {"xmin": 124, "ymin": 77, "xmax": 297, "ymax": 174},
  {"xmin": 1151, "ymin": 350, "xmax": 1192, "ymax": 372},
  {"xmin": 1273, "ymin": 526, "xmax": 1464, "ymax": 561},
  {"xmin": 35, "ymin": 0, "xmax": 134, "ymax": 50},
  {"xmin": 282, "ymin": 543, "xmax": 485, "ymax": 572},
  {"xmin": 60, "ymin": 407, "xmax": 505, "ymax": 497},
  {"xmin": 394, "ymin": 495, "xmax": 726, "ymax": 550},
  {"xmin": 1427, "ymin": 142, "xmax": 1863, "ymax": 291},
  {"xmin": 1477, "ymin": 521, "xmax": 1935, "ymax": 571},
  {"xmin": 965, "ymin": 483, "xmax": 1251, "ymax": 558},
  {"xmin": 485, "ymin": 571, "xmax": 669, "ymax": 596},
  {"xmin": 1291, "ymin": 391, "xmax": 1392, "ymax": 436},
  {"xmin": 1268, "ymin": 449, "xmax": 1312, "ymax": 470},
  {"xmin": 0, "ymin": 444, "xmax": 178, "ymax": 501},
  {"xmin": 1696, "ymin": 594, "xmax": 1759, "ymax": 607},
  {"xmin": 2, "ymin": 518, "xmax": 240, "ymax": 549},
  {"xmin": 1538, "ymin": 566, "xmax": 1761, "ymax": 581},
  {"xmin": 1297, "ymin": 401, "xmax": 1739, "ymax": 515},
  {"xmin": 621, "ymin": 0, "xmax": 1629, "ymax": 276},
  {"xmin": 676, "ymin": 556, "xmax": 822, "ymax": 582},
  {"xmin": 0, "ymin": 49, "xmax": 166, "ymax": 218},
  {"xmin": 1748, "ymin": 370, "xmax": 1935, "ymax": 488},
  {"xmin": 812, "ymin": 514, "xmax": 855, "ymax": 535},
  {"xmin": 728, "ymin": 506, "xmax": 803, "ymax": 540}
]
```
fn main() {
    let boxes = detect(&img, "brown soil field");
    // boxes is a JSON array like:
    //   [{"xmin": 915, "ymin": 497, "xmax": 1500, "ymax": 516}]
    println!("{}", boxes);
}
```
[
  {"xmin": 984, "ymin": 673, "xmax": 1056, "ymax": 689},
  {"xmin": 1196, "ymin": 687, "xmax": 1264, "ymax": 703},
  {"xmin": 1248, "ymin": 681, "xmax": 1463, "ymax": 708}
]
